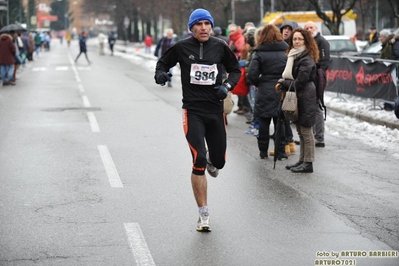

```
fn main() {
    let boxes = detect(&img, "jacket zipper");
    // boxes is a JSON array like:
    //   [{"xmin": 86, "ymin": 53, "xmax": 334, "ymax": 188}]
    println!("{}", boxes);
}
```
[{"xmin": 199, "ymin": 43, "xmax": 203, "ymax": 59}]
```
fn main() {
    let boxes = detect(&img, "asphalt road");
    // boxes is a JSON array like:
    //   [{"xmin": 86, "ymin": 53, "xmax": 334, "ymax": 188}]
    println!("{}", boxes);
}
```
[{"xmin": 0, "ymin": 39, "xmax": 398, "ymax": 266}]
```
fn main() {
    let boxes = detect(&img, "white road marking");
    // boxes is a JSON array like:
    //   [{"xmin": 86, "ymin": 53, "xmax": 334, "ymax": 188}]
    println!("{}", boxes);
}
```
[
  {"xmin": 69, "ymin": 55, "xmax": 81, "ymax": 82},
  {"xmin": 87, "ymin": 112, "xmax": 100, "ymax": 132},
  {"xmin": 98, "ymin": 145, "xmax": 123, "ymax": 188},
  {"xmin": 124, "ymin": 223, "xmax": 156, "ymax": 266},
  {"xmin": 81, "ymin": 95, "xmax": 91, "ymax": 107},
  {"xmin": 55, "ymin": 66, "xmax": 69, "ymax": 71},
  {"xmin": 32, "ymin": 67, "xmax": 46, "ymax": 71},
  {"xmin": 78, "ymin": 84, "xmax": 85, "ymax": 93}
]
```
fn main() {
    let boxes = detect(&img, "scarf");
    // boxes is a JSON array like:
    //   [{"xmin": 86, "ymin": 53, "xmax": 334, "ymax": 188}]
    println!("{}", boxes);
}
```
[{"xmin": 282, "ymin": 46, "xmax": 306, "ymax": 79}]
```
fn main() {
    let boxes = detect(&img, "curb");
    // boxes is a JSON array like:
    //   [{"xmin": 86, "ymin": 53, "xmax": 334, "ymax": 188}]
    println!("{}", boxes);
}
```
[{"xmin": 326, "ymin": 105, "xmax": 399, "ymax": 130}]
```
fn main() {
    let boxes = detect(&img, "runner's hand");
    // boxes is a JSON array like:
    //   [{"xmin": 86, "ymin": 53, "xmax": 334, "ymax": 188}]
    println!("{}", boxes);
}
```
[
  {"xmin": 214, "ymin": 83, "xmax": 230, "ymax": 100},
  {"xmin": 155, "ymin": 72, "xmax": 172, "ymax": 86}
]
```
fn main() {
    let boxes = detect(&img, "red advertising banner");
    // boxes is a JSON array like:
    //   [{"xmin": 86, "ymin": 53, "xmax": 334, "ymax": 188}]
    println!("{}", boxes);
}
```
[
  {"xmin": 326, "ymin": 58, "xmax": 398, "ymax": 101},
  {"xmin": 38, "ymin": 15, "xmax": 58, "ymax": 21}
]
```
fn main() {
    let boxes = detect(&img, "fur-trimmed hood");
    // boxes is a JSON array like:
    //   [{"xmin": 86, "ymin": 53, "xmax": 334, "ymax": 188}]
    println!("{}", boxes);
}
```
[{"xmin": 0, "ymin": 33, "xmax": 13, "ymax": 41}]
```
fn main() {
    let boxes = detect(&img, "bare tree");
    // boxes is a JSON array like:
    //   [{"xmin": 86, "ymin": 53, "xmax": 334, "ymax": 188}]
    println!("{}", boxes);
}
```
[
  {"xmin": 388, "ymin": 0, "xmax": 399, "ymax": 18},
  {"xmin": 308, "ymin": 0, "xmax": 358, "ymax": 35}
]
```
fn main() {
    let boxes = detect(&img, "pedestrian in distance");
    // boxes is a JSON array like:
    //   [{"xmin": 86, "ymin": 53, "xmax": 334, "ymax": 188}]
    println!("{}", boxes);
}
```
[
  {"xmin": 243, "ymin": 27, "xmax": 260, "ymax": 136},
  {"xmin": 228, "ymin": 23, "xmax": 250, "ymax": 115},
  {"xmin": 390, "ymin": 33, "xmax": 399, "ymax": 60},
  {"xmin": 34, "ymin": 32, "xmax": 41, "ymax": 57},
  {"xmin": 379, "ymin": 29, "xmax": 394, "ymax": 60},
  {"xmin": 212, "ymin": 26, "xmax": 229, "ymax": 45},
  {"xmin": 144, "ymin": 34, "xmax": 153, "ymax": 54},
  {"xmin": 74, "ymin": 31, "xmax": 91, "ymax": 65},
  {"xmin": 0, "ymin": 30, "xmax": 16, "ymax": 86},
  {"xmin": 304, "ymin": 21, "xmax": 330, "ymax": 148},
  {"xmin": 108, "ymin": 32, "xmax": 116, "ymax": 56},
  {"xmin": 277, "ymin": 28, "xmax": 319, "ymax": 173},
  {"xmin": 368, "ymin": 25, "xmax": 379, "ymax": 44},
  {"xmin": 27, "ymin": 32, "xmax": 34, "ymax": 61},
  {"xmin": 66, "ymin": 31, "xmax": 72, "ymax": 47},
  {"xmin": 98, "ymin": 31, "xmax": 107, "ymax": 55},
  {"xmin": 154, "ymin": 8, "xmax": 241, "ymax": 232},
  {"xmin": 154, "ymin": 28, "xmax": 177, "ymax": 87}
]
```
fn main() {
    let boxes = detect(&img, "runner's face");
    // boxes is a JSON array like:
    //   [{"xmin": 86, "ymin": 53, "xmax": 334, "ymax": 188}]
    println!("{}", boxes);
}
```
[{"xmin": 192, "ymin": 20, "xmax": 212, "ymax": 42}]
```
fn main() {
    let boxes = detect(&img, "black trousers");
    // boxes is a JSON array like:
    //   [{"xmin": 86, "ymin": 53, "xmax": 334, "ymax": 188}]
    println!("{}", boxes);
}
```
[
  {"xmin": 258, "ymin": 116, "xmax": 285, "ymax": 155},
  {"xmin": 183, "ymin": 109, "xmax": 226, "ymax": 175}
]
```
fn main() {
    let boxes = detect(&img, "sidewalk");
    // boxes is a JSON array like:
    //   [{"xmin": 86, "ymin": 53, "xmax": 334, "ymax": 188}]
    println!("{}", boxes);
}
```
[{"xmin": 112, "ymin": 40, "xmax": 399, "ymax": 131}]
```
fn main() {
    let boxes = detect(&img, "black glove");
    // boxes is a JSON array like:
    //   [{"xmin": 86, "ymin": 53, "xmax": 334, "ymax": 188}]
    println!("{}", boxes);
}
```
[
  {"xmin": 230, "ymin": 43, "xmax": 237, "ymax": 53},
  {"xmin": 155, "ymin": 72, "xmax": 172, "ymax": 86},
  {"xmin": 214, "ymin": 83, "xmax": 231, "ymax": 100}
]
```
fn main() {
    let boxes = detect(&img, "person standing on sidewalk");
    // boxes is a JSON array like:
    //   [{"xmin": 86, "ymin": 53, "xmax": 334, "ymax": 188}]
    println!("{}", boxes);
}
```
[
  {"xmin": 228, "ymin": 23, "xmax": 250, "ymax": 114},
  {"xmin": 0, "ymin": 31, "xmax": 16, "ymax": 86},
  {"xmin": 144, "ymin": 34, "xmax": 153, "ymax": 54},
  {"xmin": 155, "ymin": 8, "xmax": 240, "ymax": 232},
  {"xmin": 304, "ymin": 21, "xmax": 330, "ymax": 148},
  {"xmin": 247, "ymin": 25, "xmax": 288, "ymax": 160},
  {"xmin": 278, "ymin": 28, "xmax": 318, "ymax": 173},
  {"xmin": 97, "ymin": 32, "xmax": 107, "ymax": 55},
  {"xmin": 75, "ymin": 31, "xmax": 91, "ymax": 65}
]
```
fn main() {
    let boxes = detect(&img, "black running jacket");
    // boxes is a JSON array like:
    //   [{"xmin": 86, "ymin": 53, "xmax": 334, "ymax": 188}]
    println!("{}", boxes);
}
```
[{"xmin": 155, "ymin": 36, "xmax": 241, "ymax": 113}]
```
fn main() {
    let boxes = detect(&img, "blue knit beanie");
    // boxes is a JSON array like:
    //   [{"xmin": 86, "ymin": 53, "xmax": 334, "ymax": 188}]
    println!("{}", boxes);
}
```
[{"xmin": 188, "ymin": 9, "xmax": 214, "ymax": 30}]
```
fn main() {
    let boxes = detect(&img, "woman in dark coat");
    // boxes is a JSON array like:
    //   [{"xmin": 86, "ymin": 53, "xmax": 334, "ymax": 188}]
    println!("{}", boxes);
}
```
[
  {"xmin": 278, "ymin": 28, "xmax": 318, "ymax": 173},
  {"xmin": 247, "ymin": 24, "xmax": 288, "ymax": 160}
]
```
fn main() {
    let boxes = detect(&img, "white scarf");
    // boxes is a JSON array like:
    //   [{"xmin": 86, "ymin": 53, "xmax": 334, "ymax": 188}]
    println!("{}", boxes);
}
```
[{"xmin": 282, "ymin": 46, "xmax": 306, "ymax": 80}]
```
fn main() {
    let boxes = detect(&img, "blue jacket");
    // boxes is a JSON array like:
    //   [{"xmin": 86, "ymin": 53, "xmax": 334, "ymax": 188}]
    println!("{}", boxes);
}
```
[{"xmin": 79, "ymin": 35, "xmax": 87, "ymax": 52}]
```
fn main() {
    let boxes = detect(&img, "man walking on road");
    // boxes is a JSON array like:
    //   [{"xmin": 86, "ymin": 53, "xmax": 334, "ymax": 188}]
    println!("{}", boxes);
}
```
[
  {"xmin": 108, "ymin": 32, "xmax": 116, "ymax": 56},
  {"xmin": 155, "ymin": 8, "xmax": 240, "ymax": 232},
  {"xmin": 304, "ymin": 21, "xmax": 330, "ymax": 148},
  {"xmin": 75, "ymin": 31, "xmax": 91, "ymax": 64}
]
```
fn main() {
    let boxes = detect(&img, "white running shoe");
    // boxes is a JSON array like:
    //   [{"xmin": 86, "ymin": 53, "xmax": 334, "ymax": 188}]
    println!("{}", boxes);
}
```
[
  {"xmin": 206, "ymin": 151, "xmax": 219, "ymax": 178},
  {"xmin": 196, "ymin": 212, "xmax": 211, "ymax": 232}
]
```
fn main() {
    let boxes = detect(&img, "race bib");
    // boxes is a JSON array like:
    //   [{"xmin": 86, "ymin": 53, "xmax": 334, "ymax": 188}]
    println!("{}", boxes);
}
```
[{"xmin": 190, "ymin": 63, "xmax": 218, "ymax": 85}]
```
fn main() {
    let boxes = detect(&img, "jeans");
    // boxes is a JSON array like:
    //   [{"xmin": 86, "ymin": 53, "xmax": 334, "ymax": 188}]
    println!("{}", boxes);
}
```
[
  {"xmin": 0, "ymin": 64, "xmax": 14, "ymax": 83},
  {"xmin": 249, "ymin": 85, "xmax": 259, "ymax": 127}
]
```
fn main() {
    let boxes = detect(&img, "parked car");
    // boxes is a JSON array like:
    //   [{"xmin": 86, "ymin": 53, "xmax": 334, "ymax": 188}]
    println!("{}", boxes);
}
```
[
  {"xmin": 323, "ymin": 35, "xmax": 358, "ymax": 56},
  {"xmin": 360, "ymin": 41, "xmax": 382, "ymax": 58}
]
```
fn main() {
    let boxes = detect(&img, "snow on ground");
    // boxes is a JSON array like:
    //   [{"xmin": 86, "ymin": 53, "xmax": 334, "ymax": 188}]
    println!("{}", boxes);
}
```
[{"xmin": 325, "ymin": 92, "xmax": 399, "ymax": 159}]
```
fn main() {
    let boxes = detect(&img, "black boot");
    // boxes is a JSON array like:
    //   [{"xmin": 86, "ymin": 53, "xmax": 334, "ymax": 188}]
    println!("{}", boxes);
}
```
[
  {"xmin": 285, "ymin": 161, "xmax": 303, "ymax": 170},
  {"xmin": 259, "ymin": 151, "xmax": 268, "ymax": 159},
  {"xmin": 291, "ymin": 162, "xmax": 313, "ymax": 173},
  {"xmin": 276, "ymin": 141, "xmax": 287, "ymax": 160},
  {"xmin": 277, "ymin": 153, "xmax": 288, "ymax": 160}
]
